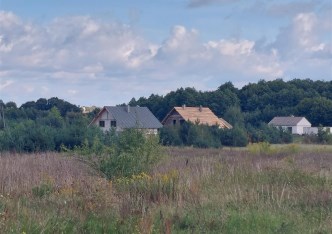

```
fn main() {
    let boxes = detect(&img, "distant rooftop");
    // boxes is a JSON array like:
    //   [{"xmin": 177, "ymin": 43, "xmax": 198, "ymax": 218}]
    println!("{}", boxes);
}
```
[
  {"xmin": 269, "ymin": 116, "xmax": 308, "ymax": 126},
  {"xmin": 163, "ymin": 106, "xmax": 230, "ymax": 128},
  {"xmin": 102, "ymin": 106, "xmax": 162, "ymax": 129}
]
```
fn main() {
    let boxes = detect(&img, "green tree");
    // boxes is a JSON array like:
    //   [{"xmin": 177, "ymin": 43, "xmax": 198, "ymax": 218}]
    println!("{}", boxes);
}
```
[
  {"xmin": 5, "ymin": 101, "xmax": 17, "ymax": 109},
  {"xmin": 296, "ymin": 97, "xmax": 332, "ymax": 126},
  {"xmin": 224, "ymin": 106, "xmax": 245, "ymax": 128}
]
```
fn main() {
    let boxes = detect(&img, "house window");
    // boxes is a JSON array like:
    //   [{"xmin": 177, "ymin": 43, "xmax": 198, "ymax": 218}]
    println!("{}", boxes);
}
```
[
  {"xmin": 180, "ymin": 119, "xmax": 185, "ymax": 125},
  {"xmin": 99, "ymin": 121, "xmax": 105, "ymax": 127},
  {"xmin": 111, "ymin": 120, "xmax": 117, "ymax": 127},
  {"xmin": 173, "ymin": 119, "xmax": 176, "ymax": 125},
  {"xmin": 287, "ymin": 127, "xmax": 292, "ymax": 132}
]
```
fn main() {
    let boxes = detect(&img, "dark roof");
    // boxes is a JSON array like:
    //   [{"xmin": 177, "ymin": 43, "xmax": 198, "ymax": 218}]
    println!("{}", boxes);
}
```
[
  {"xmin": 269, "ymin": 116, "xmax": 307, "ymax": 126},
  {"xmin": 104, "ymin": 106, "xmax": 162, "ymax": 129}
]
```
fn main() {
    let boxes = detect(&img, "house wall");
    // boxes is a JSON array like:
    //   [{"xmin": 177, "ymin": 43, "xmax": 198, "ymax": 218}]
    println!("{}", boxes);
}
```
[
  {"xmin": 276, "ymin": 125, "xmax": 305, "ymax": 135},
  {"xmin": 297, "ymin": 118, "xmax": 311, "ymax": 127},
  {"xmin": 294, "ymin": 119, "xmax": 311, "ymax": 135},
  {"xmin": 292, "ymin": 118, "xmax": 311, "ymax": 135},
  {"xmin": 292, "ymin": 126, "xmax": 303, "ymax": 134},
  {"xmin": 93, "ymin": 110, "xmax": 117, "ymax": 132},
  {"xmin": 163, "ymin": 110, "xmax": 184, "ymax": 126}
]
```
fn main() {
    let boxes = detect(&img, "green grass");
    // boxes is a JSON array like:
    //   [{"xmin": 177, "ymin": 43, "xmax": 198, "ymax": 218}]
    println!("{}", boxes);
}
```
[{"xmin": 1, "ymin": 146, "xmax": 332, "ymax": 233}]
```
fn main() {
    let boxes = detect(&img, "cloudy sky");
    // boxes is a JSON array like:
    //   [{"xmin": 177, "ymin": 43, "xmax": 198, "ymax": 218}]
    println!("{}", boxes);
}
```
[{"xmin": 0, "ymin": 0, "xmax": 331, "ymax": 107}]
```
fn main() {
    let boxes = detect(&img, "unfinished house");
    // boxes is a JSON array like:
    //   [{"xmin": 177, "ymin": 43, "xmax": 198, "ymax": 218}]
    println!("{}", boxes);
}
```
[
  {"xmin": 162, "ymin": 105, "xmax": 232, "ymax": 129},
  {"xmin": 89, "ymin": 106, "xmax": 162, "ymax": 134}
]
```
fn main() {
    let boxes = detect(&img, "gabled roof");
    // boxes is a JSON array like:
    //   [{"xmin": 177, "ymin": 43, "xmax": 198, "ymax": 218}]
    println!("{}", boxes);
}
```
[
  {"xmin": 162, "ymin": 106, "xmax": 229, "ymax": 128},
  {"xmin": 219, "ymin": 117, "xmax": 233, "ymax": 129},
  {"xmin": 90, "ymin": 106, "xmax": 162, "ymax": 129},
  {"xmin": 268, "ymin": 116, "xmax": 309, "ymax": 126}
]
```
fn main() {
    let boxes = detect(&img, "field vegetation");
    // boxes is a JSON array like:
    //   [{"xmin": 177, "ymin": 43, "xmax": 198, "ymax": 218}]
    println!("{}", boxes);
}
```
[
  {"xmin": 1, "ymin": 143, "xmax": 331, "ymax": 233},
  {"xmin": 0, "ymin": 79, "xmax": 331, "ymax": 232}
]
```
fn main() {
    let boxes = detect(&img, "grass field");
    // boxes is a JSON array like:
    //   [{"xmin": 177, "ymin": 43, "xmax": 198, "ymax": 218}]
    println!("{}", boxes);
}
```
[{"xmin": 0, "ymin": 145, "xmax": 331, "ymax": 233}]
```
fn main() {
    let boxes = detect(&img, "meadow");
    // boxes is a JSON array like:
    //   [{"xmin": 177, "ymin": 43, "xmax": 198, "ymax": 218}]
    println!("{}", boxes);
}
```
[{"xmin": 0, "ymin": 144, "xmax": 331, "ymax": 233}]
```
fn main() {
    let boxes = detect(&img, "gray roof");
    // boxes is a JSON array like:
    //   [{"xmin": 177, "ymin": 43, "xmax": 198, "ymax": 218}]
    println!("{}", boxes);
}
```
[
  {"xmin": 269, "ymin": 116, "xmax": 306, "ymax": 126},
  {"xmin": 105, "ymin": 106, "xmax": 162, "ymax": 129}
]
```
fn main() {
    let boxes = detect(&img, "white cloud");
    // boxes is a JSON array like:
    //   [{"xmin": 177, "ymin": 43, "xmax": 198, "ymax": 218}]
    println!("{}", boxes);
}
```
[
  {"xmin": 0, "ymin": 10, "xmax": 330, "ymax": 106},
  {"xmin": 0, "ymin": 80, "xmax": 14, "ymax": 90},
  {"xmin": 68, "ymin": 89, "xmax": 78, "ymax": 95},
  {"xmin": 269, "ymin": 12, "xmax": 331, "ymax": 62},
  {"xmin": 206, "ymin": 39, "xmax": 254, "ymax": 56},
  {"xmin": 188, "ymin": 0, "xmax": 239, "ymax": 8}
]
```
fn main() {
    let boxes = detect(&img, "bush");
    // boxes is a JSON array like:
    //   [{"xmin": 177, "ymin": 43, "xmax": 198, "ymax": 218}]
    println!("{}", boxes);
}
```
[
  {"xmin": 160, "ymin": 123, "xmax": 224, "ymax": 148},
  {"xmin": 160, "ymin": 126, "xmax": 182, "ymax": 146},
  {"xmin": 219, "ymin": 126, "xmax": 248, "ymax": 147},
  {"xmin": 318, "ymin": 127, "xmax": 332, "ymax": 144},
  {"xmin": 99, "ymin": 129, "xmax": 162, "ymax": 179},
  {"xmin": 246, "ymin": 123, "xmax": 293, "ymax": 144}
]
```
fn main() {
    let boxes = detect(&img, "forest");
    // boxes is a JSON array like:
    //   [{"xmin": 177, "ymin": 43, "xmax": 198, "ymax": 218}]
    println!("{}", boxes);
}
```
[
  {"xmin": 129, "ymin": 78, "xmax": 332, "ymax": 127},
  {"xmin": 0, "ymin": 78, "xmax": 332, "ymax": 152}
]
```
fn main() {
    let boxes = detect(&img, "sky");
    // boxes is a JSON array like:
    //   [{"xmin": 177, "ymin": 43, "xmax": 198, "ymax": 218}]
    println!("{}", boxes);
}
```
[{"xmin": 0, "ymin": 0, "xmax": 331, "ymax": 107}]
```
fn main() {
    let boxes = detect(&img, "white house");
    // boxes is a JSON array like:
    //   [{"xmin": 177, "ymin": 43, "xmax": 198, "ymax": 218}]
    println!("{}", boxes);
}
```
[
  {"xmin": 89, "ymin": 106, "xmax": 162, "ymax": 134},
  {"xmin": 268, "ymin": 116, "xmax": 311, "ymax": 135}
]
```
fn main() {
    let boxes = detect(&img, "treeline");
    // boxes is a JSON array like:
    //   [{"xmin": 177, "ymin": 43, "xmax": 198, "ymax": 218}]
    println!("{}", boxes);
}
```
[
  {"xmin": 0, "ymin": 97, "xmax": 101, "ymax": 152},
  {"xmin": 160, "ymin": 122, "xmax": 292, "ymax": 148},
  {"xmin": 129, "ymin": 79, "xmax": 332, "ymax": 127},
  {"xmin": 1, "ymin": 79, "xmax": 331, "ymax": 152},
  {"xmin": 129, "ymin": 78, "xmax": 332, "ymax": 147}
]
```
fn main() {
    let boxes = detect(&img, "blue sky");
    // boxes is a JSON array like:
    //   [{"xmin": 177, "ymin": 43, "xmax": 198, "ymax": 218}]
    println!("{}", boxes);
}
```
[{"xmin": 0, "ymin": 0, "xmax": 331, "ymax": 106}]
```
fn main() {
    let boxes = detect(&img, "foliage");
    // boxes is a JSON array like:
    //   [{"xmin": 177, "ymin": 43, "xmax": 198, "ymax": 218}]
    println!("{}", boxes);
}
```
[
  {"xmin": 296, "ymin": 97, "xmax": 332, "ymax": 126},
  {"xmin": 98, "ymin": 129, "xmax": 162, "ymax": 179},
  {"xmin": 0, "ymin": 99, "xmax": 105, "ymax": 152},
  {"xmin": 32, "ymin": 183, "xmax": 54, "ymax": 198},
  {"xmin": 161, "ymin": 122, "xmax": 249, "ymax": 148},
  {"xmin": 115, "ymin": 170, "xmax": 180, "ymax": 207},
  {"xmin": 160, "ymin": 122, "xmax": 224, "ymax": 148},
  {"xmin": 2, "ymin": 147, "xmax": 332, "ymax": 233},
  {"xmin": 129, "ymin": 78, "xmax": 332, "ymax": 127},
  {"xmin": 317, "ymin": 127, "xmax": 332, "ymax": 144},
  {"xmin": 1, "ymin": 78, "xmax": 332, "ymax": 152},
  {"xmin": 302, "ymin": 127, "xmax": 332, "ymax": 144},
  {"xmin": 247, "ymin": 123, "xmax": 293, "ymax": 144}
]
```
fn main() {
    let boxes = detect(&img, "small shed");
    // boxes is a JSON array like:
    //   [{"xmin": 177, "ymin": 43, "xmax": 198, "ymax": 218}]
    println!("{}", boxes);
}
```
[{"xmin": 268, "ymin": 116, "xmax": 311, "ymax": 135}]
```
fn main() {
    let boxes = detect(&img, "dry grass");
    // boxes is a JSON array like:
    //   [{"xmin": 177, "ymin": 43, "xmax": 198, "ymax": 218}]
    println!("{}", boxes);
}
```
[
  {"xmin": 0, "ymin": 146, "xmax": 332, "ymax": 233},
  {"xmin": 0, "ymin": 152, "xmax": 103, "ymax": 196}
]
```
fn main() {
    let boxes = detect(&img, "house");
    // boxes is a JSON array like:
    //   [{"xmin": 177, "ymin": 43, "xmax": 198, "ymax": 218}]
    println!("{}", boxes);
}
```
[
  {"xmin": 89, "ymin": 106, "xmax": 162, "ymax": 134},
  {"xmin": 268, "ymin": 116, "xmax": 311, "ymax": 135},
  {"xmin": 162, "ymin": 105, "xmax": 232, "ymax": 129},
  {"xmin": 81, "ymin": 105, "xmax": 98, "ymax": 114}
]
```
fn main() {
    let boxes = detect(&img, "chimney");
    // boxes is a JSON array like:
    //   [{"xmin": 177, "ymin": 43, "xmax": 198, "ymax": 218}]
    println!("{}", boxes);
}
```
[
  {"xmin": 182, "ymin": 104, "xmax": 186, "ymax": 109},
  {"xmin": 127, "ymin": 105, "xmax": 130, "ymax": 113},
  {"xmin": 199, "ymin": 105, "xmax": 202, "ymax": 112}
]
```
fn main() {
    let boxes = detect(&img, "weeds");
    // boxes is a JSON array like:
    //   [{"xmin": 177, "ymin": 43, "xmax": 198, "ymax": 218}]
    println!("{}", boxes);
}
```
[{"xmin": 0, "ymin": 147, "xmax": 331, "ymax": 233}]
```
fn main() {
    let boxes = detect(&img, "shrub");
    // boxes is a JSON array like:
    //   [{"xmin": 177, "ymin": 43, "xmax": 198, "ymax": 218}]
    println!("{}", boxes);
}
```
[
  {"xmin": 248, "ymin": 142, "xmax": 275, "ymax": 155},
  {"xmin": 99, "ymin": 129, "xmax": 162, "ymax": 179},
  {"xmin": 159, "ymin": 126, "xmax": 182, "ymax": 146},
  {"xmin": 115, "ymin": 170, "xmax": 180, "ymax": 205},
  {"xmin": 219, "ymin": 126, "xmax": 248, "ymax": 147},
  {"xmin": 160, "ymin": 123, "xmax": 224, "ymax": 148},
  {"xmin": 32, "ymin": 183, "xmax": 54, "ymax": 198}
]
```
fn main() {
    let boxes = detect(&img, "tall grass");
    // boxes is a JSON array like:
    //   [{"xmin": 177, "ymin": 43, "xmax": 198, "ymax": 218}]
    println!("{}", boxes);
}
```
[{"xmin": 1, "ymin": 147, "xmax": 331, "ymax": 233}]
